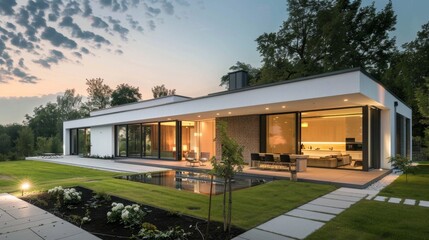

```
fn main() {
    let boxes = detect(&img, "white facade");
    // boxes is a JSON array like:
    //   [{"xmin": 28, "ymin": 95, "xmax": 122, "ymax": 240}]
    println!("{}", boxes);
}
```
[{"xmin": 63, "ymin": 69, "xmax": 412, "ymax": 170}]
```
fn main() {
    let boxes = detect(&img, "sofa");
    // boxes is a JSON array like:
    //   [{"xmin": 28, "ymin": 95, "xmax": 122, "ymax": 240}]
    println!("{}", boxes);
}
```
[{"xmin": 302, "ymin": 150, "xmax": 351, "ymax": 168}]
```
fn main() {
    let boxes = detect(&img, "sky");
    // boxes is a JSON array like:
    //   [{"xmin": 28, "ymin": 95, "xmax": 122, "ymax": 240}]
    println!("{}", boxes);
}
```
[{"xmin": 0, "ymin": 0, "xmax": 428, "ymax": 125}]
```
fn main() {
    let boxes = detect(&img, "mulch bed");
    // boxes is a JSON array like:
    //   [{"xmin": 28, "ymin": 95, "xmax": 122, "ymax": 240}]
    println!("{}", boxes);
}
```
[{"xmin": 22, "ymin": 186, "xmax": 244, "ymax": 240}]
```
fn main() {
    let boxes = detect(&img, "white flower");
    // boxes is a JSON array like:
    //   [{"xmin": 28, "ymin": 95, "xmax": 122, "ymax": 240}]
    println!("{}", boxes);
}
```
[
  {"xmin": 121, "ymin": 210, "xmax": 129, "ymax": 219},
  {"xmin": 83, "ymin": 217, "xmax": 89, "ymax": 221},
  {"xmin": 107, "ymin": 211, "xmax": 111, "ymax": 217},
  {"xmin": 133, "ymin": 206, "xmax": 139, "ymax": 212}
]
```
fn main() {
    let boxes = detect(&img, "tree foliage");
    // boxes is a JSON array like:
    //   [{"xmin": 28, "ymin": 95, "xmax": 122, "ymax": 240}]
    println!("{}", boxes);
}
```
[
  {"xmin": 220, "ymin": 61, "xmax": 260, "ymax": 88},
  {"xmin": 151, "ymin": 84, "xmax": 176, "ymax": 98},
  {"xmin": 16, "ymin": 127, "xmax": 34, "ymax": 157},
  {"xmin": 210, "ymin": 121, "xmax": 244, "ymax": 236},
  {"xmin": 85, "ymin": 78, "xmax": 112, "ymax": 110},
  {"xmin": 111, "ymin": 83, "xmax": 142, "ymax": 106},
  {"xmin": 0, "ymin": 133, "xmax": 11, "ymax": 154}
]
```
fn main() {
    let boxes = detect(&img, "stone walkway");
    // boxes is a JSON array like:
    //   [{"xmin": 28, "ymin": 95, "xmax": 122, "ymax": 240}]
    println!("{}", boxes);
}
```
[
  {"xmin": 0, "ymin": 193, "xmax": 100, "ymax": 240},
  {"xmin": 370, "ymin": 195, "xmax": 429, "ymax": 207},
  {"xmin": 233, "ymin": 172, "xmax": 406, "ymax": 240}
]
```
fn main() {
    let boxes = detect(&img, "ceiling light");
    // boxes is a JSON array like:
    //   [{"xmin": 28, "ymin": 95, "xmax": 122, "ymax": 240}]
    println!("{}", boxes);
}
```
[
  {"xmin": 216, "ymin": 113, "xmax": 220, "ymax": 116},
  {"xmin": 228, "ymin": 112, "xmax": 232, "ymax": 115},
  {"xmin": 301, "ymin": 122, "xmax": 309, "ymax": 128},
  {"xmin": 265, "ymin": 107, "xmax": 269, "ymax": 110},
  {"xmin": 167, "ymin": 118, "xmax": 171, "ymax": 120},
  {"xmin": 344, "ymin": 99, "xmax": 349, "ymax": 102},
  {"xmin": 197, "ymin": 115, "xmax": 201, "ymax": 118},
  {"xmin": 282, "ymin": 106, "xmax": 286, "ymax": 108}
]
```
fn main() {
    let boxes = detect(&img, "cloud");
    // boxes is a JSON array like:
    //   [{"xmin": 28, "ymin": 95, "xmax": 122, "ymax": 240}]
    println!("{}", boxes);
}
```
[
  {"xmin": 62, "ymin": 1, "xmax": 81, "ymax": 16},
  {"xmin": 148, "ymin": 20, "xmax": 156, "ymax": 31},
  {"xmin": 32, "ymin": 11, "xmax": 47, "ymax": 29},
  {"xmin": 73, "ymin": 51, "xmax": 82, "ymax": 58},
  {"xmin": 91, "ymin": 16, "xmax": 109, "ymax": 29},
  {"xmin": 41, "ymin": 27, "xmax": 77, "ymax": 49},
  {"xmin": 161, "ymin": 0, "xmax": 174, "ymax": 15},
  {"xmin": 82, "ymin": 0, "xmax": 92, "ymax": 17},
  {"xmin": 60, "ymin": 16, "xmax": 110, "ymax": 45},
  {"xmin": 127, "ymin": 15, "xmax": 143, "ymax": 33},
  {"xmin": 18, "ymin": 58, "xmax": 27, "ymax": 69},
  {"xmin": 100, "ymin": 0, "xmax": 128, "ymax": 12},
  {"xmin": 33, "ymin": 49, "xmax": 67, "ymax": 68},
  {"xmin": 108, "ymin": 17, "xmax": 129, "ymax": 40},
  {"xmin": 0, "ymin": 0, "xmax": 17, "ymax": 16},
  {"xmin": 114, "ymin": 49, "xmax": 123, "ymax": 55},
  {"xmin": 10, "ymin": 33, "xmax": 34, "ymax": 51},
  {"xmin": 6, "ymin": 22, "xmax": 16, "ymax": 30},
  {"xmin": 80, "ymin": 47, "xmax": 90, "ymax": 54},
  {"xmin": 175, "ymin": 0, "xmax": 190, "ymax": 7},
  {"xmin": 12, "ymin": 68, "xmax": 38, "ymax": 83}
]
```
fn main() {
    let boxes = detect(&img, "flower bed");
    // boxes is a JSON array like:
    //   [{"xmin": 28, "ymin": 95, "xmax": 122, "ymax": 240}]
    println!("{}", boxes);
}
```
[{"xmin": 22, "ymin": 186, "xmax": 244, "ymax": 239}]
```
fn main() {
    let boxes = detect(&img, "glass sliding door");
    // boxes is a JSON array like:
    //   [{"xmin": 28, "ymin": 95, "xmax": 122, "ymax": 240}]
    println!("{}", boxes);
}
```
[
  {"xmin": 128, "ymin": 124, "xmax": 141, "ymax": 157},
  {"xmin": 160, "ymin": 122, "xmax": 176, "ymax": 159},
  {"xmin": 70, "ymin": 129, "xmax": 78, "ymax": 155},
  {"xmin": 143, "ymin": 123, "xmax": 159, "ymax": 158},
  {"xmin": 116, "ymin": 125, "xmax": 127, "ymax": 157},
  {"xmin": 266, "ymin": 113, "xmax": 297, "ymax": 154}
]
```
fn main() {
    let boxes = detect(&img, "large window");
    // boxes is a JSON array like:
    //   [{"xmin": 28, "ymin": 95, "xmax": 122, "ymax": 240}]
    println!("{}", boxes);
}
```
[
  {"xmin": 128, "ymin": 124, "xmax": 141, "ymax": 157},
  {"xmin": 160, "ymin": 122, "xmax": 176, "ymax": 159},
  {"xmin": 266, "ymin": 113, "xmax": 297, "ymax": 154},
  {"xmin": 301, "ymin": 107, "xmax": 363, "ymax": 170},
  {"xmin": 143, "ymin": 123, "xmax": 159, "ymax": 158},
  {"xmin": 70, "ymin": 128, "xmax": 90, "ymax": 156}
]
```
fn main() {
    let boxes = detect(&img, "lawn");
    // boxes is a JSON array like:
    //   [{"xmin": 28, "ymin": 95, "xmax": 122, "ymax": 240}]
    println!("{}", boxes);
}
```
[
  {"xmin": 0, "ymin": 160, "xmax": 335, "ymax": 229},
  {"xmin": 306, "ymin": 201, "xmax": 429, "ymax": 240},
  {"xmin": 379, "ymin": 164, "xmax": 429, "ymax": 200},
  {"xmin": 307, "ymin": 164, "xmax": 429, "ymax": 239}
]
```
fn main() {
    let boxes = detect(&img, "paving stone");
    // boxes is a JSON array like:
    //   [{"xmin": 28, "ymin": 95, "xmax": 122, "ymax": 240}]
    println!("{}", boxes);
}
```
[
  {"xmin": 235, "ymin": 228, "xmax": 294, "ymax": 240},
  {"xmin": 0, "ymin": 228, "xmax": 44, "ymax": 240},
  {"xmin": 0, "ymin": 215, "xmax": 57, "ymax": 234},
  {"xmin": 365, "ymin": 195, "xmax": 374, "ymax": 200},
  {"xmin": 419, "ymin": 200, "xmax": 429, "ymax": 207},
  {"xmin": 0, "ymin": 210, "xmax": 15, "ymax": 223},
  {"xmin": 0, "ymin": 201, "xmax": 33, "ymax": 211},
  {"xmin": 403, "ymin": 199, "xmax": 416, "ymax": 206},
  {"xmin": 258, "ymin": 215, "xmax": 325, "ymax": 239},
  {"xmin": 298, "ymin": 204, "xmax": 344, "ymax": 215},
  {"xmin": 31, "ymin": 220, "xmax": 85, "ymax": 240},
  {"xmin": 388, "ymin": 197, "xmax": 401, "ymax": 204},
  {"xmin": 59, "ymin": 231, "xmax": 102, "ymax": 240},
  {"xmin": 286, "ymin": 209, "xmax": 335, "ymax": 222},
  {"xmin": 332, "ymin": 188, "xmax": 368, "ymax": 198},
  {"xmin": 5, "ymin": 205, "xmax": 47, "ymax": 219},
  {"xmin": 309, "ymin": 198, "xmax": 353, "ymax": 209},
  {"xmin": 373, "ymin": 196, "xmax": 387, "ymax": 202},
  {"xmin": 323, "ymin": 193, "xmax": 363, "ymax": 202}
]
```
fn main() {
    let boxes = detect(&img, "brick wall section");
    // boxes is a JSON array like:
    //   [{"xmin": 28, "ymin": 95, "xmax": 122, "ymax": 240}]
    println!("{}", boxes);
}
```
[{"xmin": 216, "ymin": 115, "xmax": 260, "ymax": 164}]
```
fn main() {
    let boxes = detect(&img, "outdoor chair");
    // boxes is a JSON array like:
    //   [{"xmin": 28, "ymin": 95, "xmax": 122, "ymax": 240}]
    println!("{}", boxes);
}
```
[
  {"xmin": 280, "ymin": 154, "xmax": 293, "ymax": 171},
  {"xmin": 199, "ymin": 152, "xmax": 210, "ymax": 166},
  {"xmin": 186, "ymin": 151, "xmax": 199, "ymax": 167}
]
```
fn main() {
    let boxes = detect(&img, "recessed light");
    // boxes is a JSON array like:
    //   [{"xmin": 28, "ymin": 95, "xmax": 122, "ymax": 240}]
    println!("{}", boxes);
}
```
[
  {"xmin": 265, "ymin": 107, "xmax": 269, "ymax": 110},
  {"xmin": 228, "ymin": 112, "xmax": 231, "ymax": 114},
  {"xmin": 344, "ymin": 99, "xmax": 349, "ymax": 102},
  {"xmin": 197, "ymin": 115, "xmax": 201, "ymax": 118},
  {"xmin": 167, "ymin": 118, "xmax": 171, "ymax": 120},
  {"xmin": 216, "ymin": 113, "xmax": 220, "ymax": 116},
  {"xmin": 282, "ymin": 106, "xmax": 286, "ymax": 108}
]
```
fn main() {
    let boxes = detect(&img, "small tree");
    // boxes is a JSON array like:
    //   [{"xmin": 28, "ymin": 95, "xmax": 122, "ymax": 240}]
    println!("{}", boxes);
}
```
[
  {"xmin": 389, "ymin": 154, "xmax": 415, "ymax": 183},
  {"xmin": 210, "ymin": 121, "xmax": 244, "ymax": 236}
]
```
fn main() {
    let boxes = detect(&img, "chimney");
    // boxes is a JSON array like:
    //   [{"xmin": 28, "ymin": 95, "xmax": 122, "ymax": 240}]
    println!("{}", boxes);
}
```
[{"xmin": 228, "ymin": 70, "xmax": 249, "ymax": 91}]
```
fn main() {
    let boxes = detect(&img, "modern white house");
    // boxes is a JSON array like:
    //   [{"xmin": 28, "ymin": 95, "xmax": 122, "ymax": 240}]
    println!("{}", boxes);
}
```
[{"xmin": 63, "ymin": 68, "xmax": 412, "ymax": 171}]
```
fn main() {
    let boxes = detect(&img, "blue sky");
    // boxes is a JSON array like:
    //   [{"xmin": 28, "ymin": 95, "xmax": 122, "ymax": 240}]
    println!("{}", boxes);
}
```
[{"xmin": 0, "ymin": 0, "xmax": 428, "ymax": 124}]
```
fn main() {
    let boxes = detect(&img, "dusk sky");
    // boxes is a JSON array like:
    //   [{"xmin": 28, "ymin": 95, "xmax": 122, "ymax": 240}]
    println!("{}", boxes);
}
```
[{"xmin": 1, "ymin": 0, "xmax": 429, "ymax": 124}]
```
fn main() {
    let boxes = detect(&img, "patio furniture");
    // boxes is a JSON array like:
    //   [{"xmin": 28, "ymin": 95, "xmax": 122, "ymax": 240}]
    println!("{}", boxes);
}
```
[
  {"xmin": 185, "ymin": 152, "xmax": 199, "ymax": 167},
  {"xmin": 250, "ymin": 153, "xmax": 261, "ymax": 168},
  {"xmin": 279, "ymin": 154, "xmax": 293, "ymax": 171},
  {"xmin": 199, "ymin": 152, "xmax": 210, "ymax": 166}
]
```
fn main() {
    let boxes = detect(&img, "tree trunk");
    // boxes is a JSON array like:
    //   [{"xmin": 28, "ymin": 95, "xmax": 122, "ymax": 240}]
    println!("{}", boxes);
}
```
[
  {"xmin": 223, "ymin": 178, "xmax": 227, "ymax": 232},
  {"xmin": 228, "ymin": 179, "xmax": 232, "ymax": 238},
  {"xmin": 206, "ymin": 174, "xmax": 214, "ymax": 238}
]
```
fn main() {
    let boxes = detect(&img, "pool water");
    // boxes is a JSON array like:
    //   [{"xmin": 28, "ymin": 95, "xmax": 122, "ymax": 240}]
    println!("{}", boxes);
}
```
[{"xmin": 116, "ymin": 170, "xmax": 271, "ymax": 195}]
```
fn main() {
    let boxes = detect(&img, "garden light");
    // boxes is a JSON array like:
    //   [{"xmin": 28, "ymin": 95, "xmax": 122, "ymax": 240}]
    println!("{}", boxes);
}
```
[{"xmin": 21, "ymin": 182, "xmax": 30, "ymax": 196}]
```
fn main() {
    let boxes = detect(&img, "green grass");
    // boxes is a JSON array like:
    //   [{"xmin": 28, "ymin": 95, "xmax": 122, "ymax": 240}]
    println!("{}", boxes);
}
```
[
  {"xmin": 0, "ymin": 160, "xmax": 335, "ymax": 229},
  {"xmin": 418, "ymin": 161, "xmax": 429, "ymax": 165},
  {"xmin": 380, "ymin": 165, "xmax": 429, "ymax": 200},
  {"xmin": 306, "ymin": 201, "xmax": 429, "ymax": 240}
]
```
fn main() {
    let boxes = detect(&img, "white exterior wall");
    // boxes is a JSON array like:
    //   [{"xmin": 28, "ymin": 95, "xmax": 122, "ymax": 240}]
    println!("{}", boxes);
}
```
[
  {"xmin": 359, "ymin": 73, "xmax": 412, "ymax": 168},
  {"xmin": 90, "ymin": 125, "xmax": 115, "ymax": 157},
  {"xmin": 63, "ymin": 128, "xmax": 70, "ymax": 155}
]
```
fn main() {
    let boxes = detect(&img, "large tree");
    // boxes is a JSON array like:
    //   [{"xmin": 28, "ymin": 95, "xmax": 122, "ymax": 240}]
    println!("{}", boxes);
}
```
[
  {"xmin": 111, "ymin": 83, "xmax": 142, "ymax": 106},
  {"xmin": 247, "ymin": 0, "xmax": 397, "ymax": 85},
  {"xmin": 57, "ymin": 89, "xmax": 86, "ymax": 119},
  {"xmin": 84, "ymin": 78, "xmax": 112, "ymax": 111},
  {"xmin": 151, "ymin": 84, "xmax": 176, "ymax": 98},
  {"xmin": 25, "ymin": 102, "xmax": 61, "ymax": 138},
  {"xmin": 16, "ymin": 127, "xmax": 34, "ymax": 157}
]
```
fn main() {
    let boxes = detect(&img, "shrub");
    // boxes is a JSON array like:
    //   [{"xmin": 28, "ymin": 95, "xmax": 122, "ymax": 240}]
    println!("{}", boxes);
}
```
[
  {"xmin": 389, "ymin": 154, "xmax": 416, "ymax": 182},
  {"xmin": 137, "ymin": 226, "xmax": 191, "ymax": 240},
  {"xmin": 107, "ymin": 202, "xmax": 146, "ymax": 228},
  {"xmin": 47, "ymin": 186, "xmax": 82, "ymax": 206}
]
